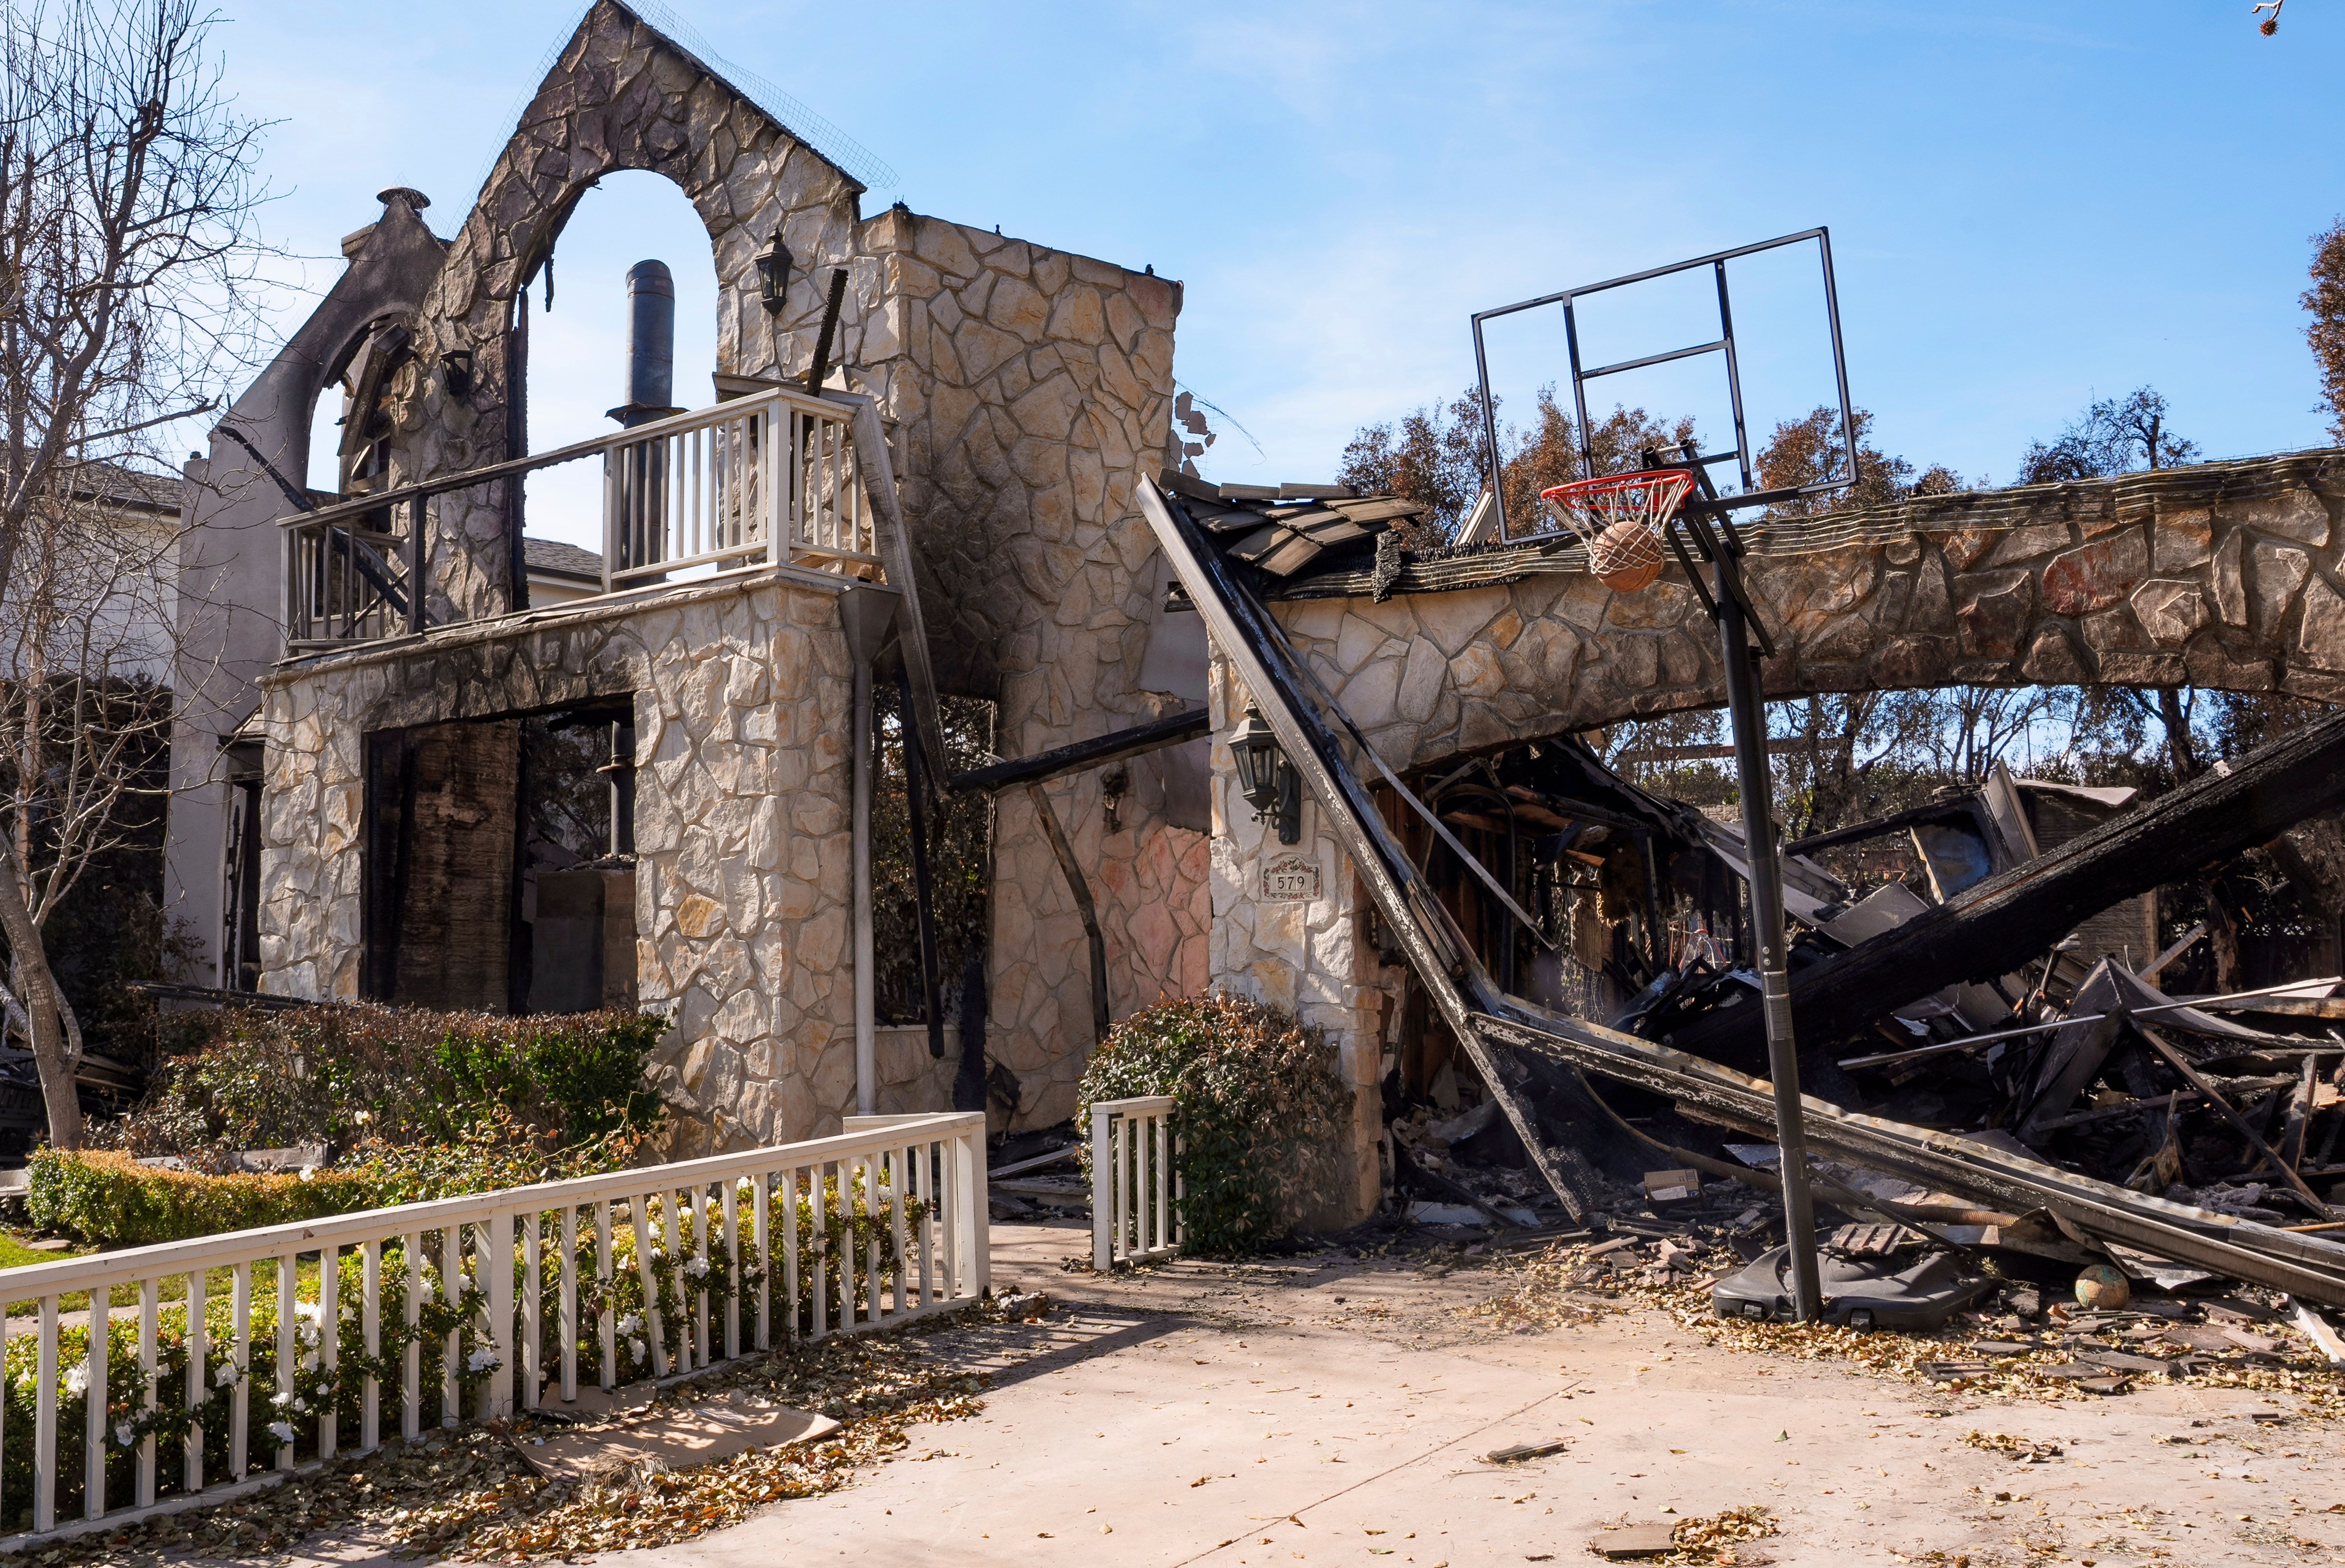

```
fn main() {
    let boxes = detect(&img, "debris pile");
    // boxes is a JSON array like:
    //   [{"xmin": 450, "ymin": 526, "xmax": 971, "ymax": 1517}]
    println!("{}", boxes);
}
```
[{"xmin": 1144, "ymin": 471, "xmax": 2345, "ymax": 1313}]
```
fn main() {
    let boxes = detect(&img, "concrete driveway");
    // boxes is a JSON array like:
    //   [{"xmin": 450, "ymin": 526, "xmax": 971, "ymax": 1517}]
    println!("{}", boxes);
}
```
[{"xmin": 632, "ymin": 1223, "xmax": 2340, "ymax": 1567}]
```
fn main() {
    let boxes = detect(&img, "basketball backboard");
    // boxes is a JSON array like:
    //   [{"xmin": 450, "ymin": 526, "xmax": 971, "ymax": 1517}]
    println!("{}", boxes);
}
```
[{"xmin": 1468, "ymin": 227, "xmax": 1858, "ymax": 541}]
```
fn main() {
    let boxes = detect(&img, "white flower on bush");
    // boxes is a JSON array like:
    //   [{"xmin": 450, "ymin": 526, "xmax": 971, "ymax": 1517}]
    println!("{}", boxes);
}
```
[
  {"xmin": 215, "ymin": 1362, "xmax": 241, "ymax": 1388},
  {"xmin": 63, "ymin": 1364, "xmax": 88, "ymax": 1398},
  {"xmin": 684, "ymin": 1257, "xmax": 709, "ymax": 1280},
  {"xmin": 268, "ymin": 1420, "xmax": 295, "ymax": 1445},
  {"xmin": 353, "ymin": 1109, "xmax": 372, "ymax": 1125},
  {"xmin": 466, "ymin": 1348, "xmax": 500, "ymax": 1374},
  {"xmin": 616, "ymin": 1313, "xmax": 644, "ymax": 1336},
  {"xmin": 456, "ymin": 1273, "xmax": 476, "ymax": 1294},
  {"xmin": 300, "ymin": 1352, "xmax": 320, "ymax": 1374},
  {"xmin": 114, "ymin": 1422, "xmax": 134, "ymax": 1448},
  {"xmin": 270, "ymin": 1390, "xmax": 294, "ymax": 1409},
  {"xmin": 737, "ymin": 1176, "xmax": 755, "ymax": 1192},
  {"xmin": 297, "ymin": 1166, "xmax": 317, "ymax": 1182},
  {"xmin": 627, "ymin": 1338, "xmax": 648, "ymax": 1362},
  {"xmin": 648, "ymin": 1246, "xmax": 666, "ymax": 1263},
  {"xmin": 292, "ymin": 1396, "xmax": 309, "ymax": 1414}
]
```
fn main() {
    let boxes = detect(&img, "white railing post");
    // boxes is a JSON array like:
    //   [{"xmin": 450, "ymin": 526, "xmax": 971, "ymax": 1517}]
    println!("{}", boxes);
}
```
[
  {"xmin": 1090, "ymin": 1103, "xmax": 1112, "ymax": 1270},
  {"xmin": 1088, "ymin": 1097, "xmax": 1180, "ymax": 1270}
]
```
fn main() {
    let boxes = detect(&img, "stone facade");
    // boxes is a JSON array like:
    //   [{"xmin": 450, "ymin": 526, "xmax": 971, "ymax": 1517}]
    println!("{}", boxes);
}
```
[
  {"xmin": 252, "ymin": 0, "xmax": 1207, "ymax": 1142},
  {"xmin": 385, "ymin": 0, "xmax": 868, "ymax": 621},
  {"xmin": 1272, "ymin": 453, "xmax": 2345, "ymax": 768},
  {"xmin": 852, "ymin": 205, "xmax": 1193, "ymax": 1129},
  {"xmin": 258, "ymin": 569, "xmax": 888, "ymax": 1154},
  {"xmin": 1201, "ymin": 658, "xmax": 1386, "ymax": 1230}
]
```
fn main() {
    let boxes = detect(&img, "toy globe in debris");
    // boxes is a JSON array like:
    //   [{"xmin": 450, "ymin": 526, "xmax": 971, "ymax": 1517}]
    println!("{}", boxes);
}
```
[
  {"xmin": 2074, "ymin": 1262, "xmax": 2130, "ymax": 1310},
  {"xmin": 1540, "ymin": 467, "xmax": 1693, "ymax": 593}
]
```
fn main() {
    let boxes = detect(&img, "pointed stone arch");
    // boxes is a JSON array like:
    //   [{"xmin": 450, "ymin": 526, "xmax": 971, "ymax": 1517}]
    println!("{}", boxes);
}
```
[{"xmin": 388, "ymin": 0, "xmax": 873, "ymax": 618}]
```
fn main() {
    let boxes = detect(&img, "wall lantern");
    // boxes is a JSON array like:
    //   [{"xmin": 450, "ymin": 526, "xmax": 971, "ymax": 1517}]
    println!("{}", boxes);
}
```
[
  {"xmin": 753, "ymin": 231, "xmax": 794, "ymax": 316},
  {"xmin": 1229, "ymin": 705, "xmax": 1301, "ymax": 845}
]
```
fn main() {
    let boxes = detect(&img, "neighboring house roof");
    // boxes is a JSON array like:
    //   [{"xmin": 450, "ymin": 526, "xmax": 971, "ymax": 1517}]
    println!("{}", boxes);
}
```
[
  {"xmin": 9, "ymin": 458, "xmax": 183, "ymax": 518},
  {"xmin": 524, "ymin": 536, "xmax": 603, "ymax": 581}
]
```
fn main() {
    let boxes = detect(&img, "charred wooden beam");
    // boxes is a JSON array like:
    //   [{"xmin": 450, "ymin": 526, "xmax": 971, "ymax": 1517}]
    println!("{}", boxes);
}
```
[
  {"xmin": 951, "ymin": 707, "xmax": 1210, "ymax": 795},
  {"xmin": 1026, "ymin": 782, "xmax": 1112, "ymax": 1044},
  {"xmin": 1671, "ymin": 709, "xmax": 2345, "ymax": 1068}
]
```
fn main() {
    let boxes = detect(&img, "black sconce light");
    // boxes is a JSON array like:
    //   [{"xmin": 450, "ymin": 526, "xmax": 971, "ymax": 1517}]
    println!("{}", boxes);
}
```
[
  {"xmin": 753, "ymin": 230, "xmax": 794, "ymax": 316},
  {"xmin": 438, "ymin": 349, "xmax": 474, "ymax": 399},
  {"xmin": 1229, "ymin": 705, "xmax": 1301, "ymax": 845}
]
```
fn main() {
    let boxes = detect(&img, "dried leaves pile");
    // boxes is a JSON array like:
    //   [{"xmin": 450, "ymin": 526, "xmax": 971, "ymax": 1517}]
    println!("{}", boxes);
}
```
[
  {"xmin": 1663, "ymin": 1503, "xmax": 1779, "ymax": 1565},
  {"xmin": 1960, "ymin": 1429, "xmax": 2062, "ymax": 1462},
  {"xmin": 1467, "ymin": 1238, "xmax": 2345, "ymax": 1418},
  {"xmin": 0, "ymin": 1306, "xmax": 1002, "ymax": 1566}
]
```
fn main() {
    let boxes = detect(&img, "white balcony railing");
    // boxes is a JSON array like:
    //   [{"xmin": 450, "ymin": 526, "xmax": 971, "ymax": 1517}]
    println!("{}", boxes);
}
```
[
  {"xmin": 279, "ymin": 383, "xmax": 881, "ymax": 649},
  {"xmin": 0, "ymin": 1113, "xmax": 986, "ymax": 1547},
  {"xmin": 1089, "ymin": 1095, "xmax": 1181, "ymax": 1270},
  {"xmin": 603, "ymin": 387, "xmax": 875, "ymax": 591}
]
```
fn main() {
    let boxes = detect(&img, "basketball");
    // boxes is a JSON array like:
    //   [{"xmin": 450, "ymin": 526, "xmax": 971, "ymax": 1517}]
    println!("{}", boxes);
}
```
[
  {"xmin": 2073, "ymin": 1263, "xmax": 2130, "ymax": 1310},
  {"xmin": 1588, "ymin": 519, "xmax": 1666, "ymax": 592}
]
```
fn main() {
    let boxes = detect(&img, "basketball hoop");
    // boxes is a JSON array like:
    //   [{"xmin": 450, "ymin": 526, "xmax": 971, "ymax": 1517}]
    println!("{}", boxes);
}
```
[{"xmin": 1539, "ymin": 467, "xmax": 1693, "ymax": 593}]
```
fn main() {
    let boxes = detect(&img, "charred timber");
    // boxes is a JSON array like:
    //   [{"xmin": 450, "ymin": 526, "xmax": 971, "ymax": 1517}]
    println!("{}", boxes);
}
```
[
  {"xmin": 949, "ymin": 707, "xmax": 1210, "ymax": 795},
  {"xmin": 1669, "ymin": 708, "xmax": 2345, "ymax": 1070}
]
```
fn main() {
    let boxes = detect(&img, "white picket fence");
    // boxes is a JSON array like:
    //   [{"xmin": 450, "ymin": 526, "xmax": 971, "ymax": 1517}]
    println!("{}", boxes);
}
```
[
  {"xmin": 1089, "ymin": 1096, "xmax": 1181, "ymax": 1270},
  {"xmin": 0, "ymin": 1112, "xmax": 986, "ymax": 1545}
]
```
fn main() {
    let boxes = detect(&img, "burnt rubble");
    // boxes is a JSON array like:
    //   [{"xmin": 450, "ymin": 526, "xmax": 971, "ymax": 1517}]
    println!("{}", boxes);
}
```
[{"xmin": 1140, "ymin": 472, "xmax": 2345, "ymax": 1318}]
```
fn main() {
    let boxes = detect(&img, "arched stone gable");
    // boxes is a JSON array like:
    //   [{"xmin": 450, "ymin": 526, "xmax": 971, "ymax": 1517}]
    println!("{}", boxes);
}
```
[
  {"xmin": 1275, "ymin": 450, "xmax": 2345, "ymax": 771},
  {"xmin": 386, "ymin": 0, "xmax": 869, "ymax": 621},
  {"xmin": 347, "ymin": 0, "xmax": 1196, "ymax": 1131}
]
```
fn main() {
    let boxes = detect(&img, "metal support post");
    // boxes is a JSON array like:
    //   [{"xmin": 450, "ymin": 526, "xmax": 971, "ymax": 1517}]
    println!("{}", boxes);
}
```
[
  {"xmin": 1669, "ymin": 449, "xmax": 1822, "ymax": 1322},
  {"xmin": 1713, "ymin": 560, "xmax": 1823, "ymax": 1321}
]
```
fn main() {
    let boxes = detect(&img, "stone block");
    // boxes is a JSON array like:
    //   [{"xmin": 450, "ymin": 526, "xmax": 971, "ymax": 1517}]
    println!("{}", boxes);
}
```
[
  {"xmin": 2250, "ymin": 541, "xmax": 2312, "ymax": 630},
  {"xmin": 1955, "ymin": 571, "xmax": 2032, "ymax": 659},
  {"xmin": 2229, "ymin": 489, "xmax": 2331, "ymax": 547},
  {"xmin": 2296, "ymin": 574, "xmax": 2345, "ymax": 671},
  {"xmin": 2020, "ymin": 625, "xmax": 2088, "ymax": 684},
  {"xmin": 2152, "ymin": 507, "xmax": 2214, "ymax": 569},
  {"xmin": 2040, "ymin": 530, "xmax": 2148, "ymax": 617},
  {"xmin": 2130, "ymin": 578, "xmax": 2210, "ymax": 646}
]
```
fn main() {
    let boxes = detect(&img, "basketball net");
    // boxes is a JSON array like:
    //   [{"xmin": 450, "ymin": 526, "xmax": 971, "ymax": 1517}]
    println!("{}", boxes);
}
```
[{"xmin": 1538, "ymin": 468, "xmax": 1693, "ymax": 593}]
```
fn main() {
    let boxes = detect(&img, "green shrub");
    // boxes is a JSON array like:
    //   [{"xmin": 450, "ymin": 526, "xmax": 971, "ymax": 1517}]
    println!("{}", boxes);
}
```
[
  {"xmin": 1076, "ymin": 993, "xmax": 1350, "ymax": 1257},
  {"xmin": 32, "ymin": 1110, "xmax": 654, "ymax": 1246},
  {"xmin": 26, "ymin": 1149, "xmax": 369, "ymax": 1245},
  {"xmin": 105, "ymin": 1004, "xmax": 667, "ymax": 1164}
]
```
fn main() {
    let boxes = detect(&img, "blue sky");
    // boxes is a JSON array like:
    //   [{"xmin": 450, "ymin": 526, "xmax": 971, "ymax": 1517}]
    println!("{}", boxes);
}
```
[{"xmin": 222, "ymin": 1, "xmax": 2345, "ymax": 541}]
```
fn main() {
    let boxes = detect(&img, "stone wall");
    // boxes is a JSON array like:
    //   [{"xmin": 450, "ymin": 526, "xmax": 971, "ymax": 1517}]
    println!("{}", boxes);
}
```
[
  {"xmin": 988, "ymin": 779, "xmax": 1210, "ymax": 1127},
  {"xmin": 852, "ymin": 207, "xmax": 1194, "ymax": 1128},
  {"xmin": 334, "ymin": 0, "xmax": 1202, "ymax": 1137},
  {"xmin": 257, "ymin": 569, "xmax": 903, "ymax": 1154},
  {"xmin": 1201, "ymin": 657, "xmax": 1387, "ymax": 1230},
  {"xmin": 1274, "ymin": 452, "xmax": 2345, "ymax": 770}
]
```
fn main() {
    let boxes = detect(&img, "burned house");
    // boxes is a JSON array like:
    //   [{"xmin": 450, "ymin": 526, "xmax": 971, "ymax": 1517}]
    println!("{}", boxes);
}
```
[
  {"xmin": 164, "ymin": 1, "xmax": 1201, "ymax": 1155},
  {"xmin": 158, "ymin": 5, "xmax": 2345, "ymax": 1291}
]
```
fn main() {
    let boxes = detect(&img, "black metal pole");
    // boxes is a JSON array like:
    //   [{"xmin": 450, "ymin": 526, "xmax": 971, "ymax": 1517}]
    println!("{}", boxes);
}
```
[{"xmin": 1710, "ymin": 544, "xmax": 1824, "ymax": 1321}]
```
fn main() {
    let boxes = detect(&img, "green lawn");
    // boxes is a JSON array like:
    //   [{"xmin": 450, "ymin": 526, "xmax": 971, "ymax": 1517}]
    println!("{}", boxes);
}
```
[{"xmin": 0, "ymin": 1230, "xmax": 86, "ymax": 1271}]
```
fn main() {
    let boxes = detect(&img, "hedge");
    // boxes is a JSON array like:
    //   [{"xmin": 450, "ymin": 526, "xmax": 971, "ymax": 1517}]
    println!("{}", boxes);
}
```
[
  {"xmin": 26, "ymin": 1150, "xmax": 369, "ymax": 1246},
  {"xmin": 32, "ymin": 1111, "xmax": 655, "ymax": 1247},
  {"xmin": 107, "ymin": 1004, "xmax": 667, "ymax": 1165}
]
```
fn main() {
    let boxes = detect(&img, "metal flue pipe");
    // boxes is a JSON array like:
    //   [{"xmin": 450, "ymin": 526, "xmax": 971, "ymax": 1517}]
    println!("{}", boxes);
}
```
[{"xmin": 612, "ymin": 260, "xmax": 677, "ymax": 428}]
